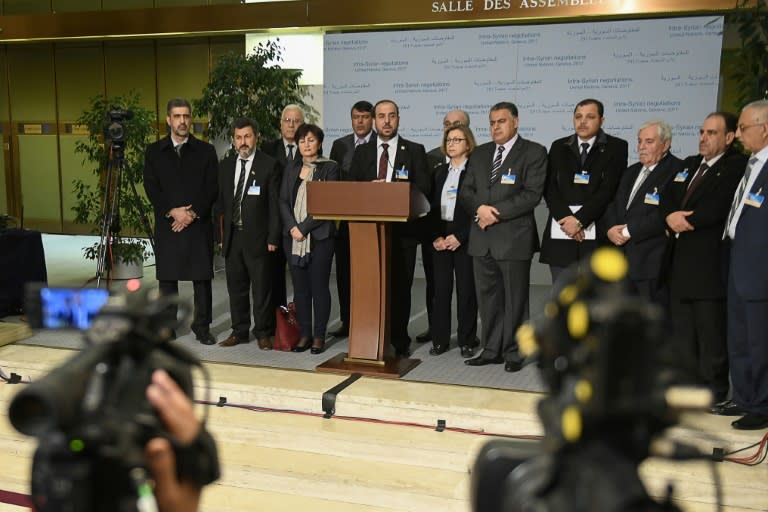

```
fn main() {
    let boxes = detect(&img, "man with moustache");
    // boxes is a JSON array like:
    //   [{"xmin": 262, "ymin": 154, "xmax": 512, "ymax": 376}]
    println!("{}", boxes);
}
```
[
  {"xmin": 328, "ymin": 100, "xmax": 375, "ymax": 338},
  {"xmin": 262, "ymin": 104, "xmax": 305, "ymax": 313},
  {"xmin": 722, "ymin": 99, "xmax": 768, "ymax": 430},
  {"xmin": 349, "ymin": 99, "xmax": 430, "ymax": 357},
  {"xmin": 604, "ymin": 120, "xmax": 683, "ymax": 307},
  {"xmin": 143, "ymin": 98, "xmax": 219, "ymax": 345},
  {"xmin": 540, "ymin": 98, "xmax": 628, "ymax": 287},
  {"xmin": 217, "ymin": 117, "xmax": 281, "ymax": 349},
  {"xmin": 660, "ymin": 112, "xmax": 746, "ymax": 411},
  {"xmin": 459, "ymin": 102, "xmax": 547, "ymax": 372}
]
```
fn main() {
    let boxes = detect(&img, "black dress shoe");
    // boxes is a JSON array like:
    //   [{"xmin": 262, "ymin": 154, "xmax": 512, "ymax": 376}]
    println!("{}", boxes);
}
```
[
  {"xmin": 731, "ymin": 413, "xmax": 768, "ymax": 430},
  {"xmin": 310, "ymin": 337, "xmax": 325, "ymax": 354},
  {"xmin": 194, "ymin": 330, "xmax": 216, "ymax": 345},
  {"xmin": 429, "ymin": 344, "xmax": 448, "ymax": 356},
  {"xmin": 460, "ymin": 345, "xmax": 475, "ymax": 358},
  {"xmin": 416, "ymin": 330, "xmax": 432, "ymax": 343},
  {"xmin": 710, "ymin": 400, "xmax": 746, "ymax": 416},
  {"xmin": 292, "ymin": 337, "xmax": 311, "ymax": 352},
  {"xmin": 465, "ymin": 356, "xmax": 504, "ymax": 366},
  {"xmin": 505, "ymin": 360, "xmax": 523, "ymax": 372},
  {"xmin": 329, "ymin": 326, "xmax": 349, "ymax": 338}
]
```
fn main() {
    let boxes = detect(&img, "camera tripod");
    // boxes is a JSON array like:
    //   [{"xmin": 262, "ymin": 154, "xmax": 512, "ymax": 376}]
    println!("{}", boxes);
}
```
[{"xmin": 92, "ymin": 140, "xmax": 155, "ymax": 288}]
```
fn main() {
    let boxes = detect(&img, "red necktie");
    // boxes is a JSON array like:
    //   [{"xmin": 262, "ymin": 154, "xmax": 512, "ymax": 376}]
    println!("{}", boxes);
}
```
[{"xmin": 378, "ymin": 143, "xmax": 389, "ymax": 180}]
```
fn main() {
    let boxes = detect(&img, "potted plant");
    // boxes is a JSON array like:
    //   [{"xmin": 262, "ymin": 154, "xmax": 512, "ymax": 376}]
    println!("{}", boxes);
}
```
[
  {"xmin": 727, "ymin": 0, "xmax": 768, "ymax": 107},
  {"xmin": 193, "ymin": 39, "xmax": 317, "ymax": 153},
  {"xmin": 72, "ymin": 91, "xmax": 156, "ymax": 278}
]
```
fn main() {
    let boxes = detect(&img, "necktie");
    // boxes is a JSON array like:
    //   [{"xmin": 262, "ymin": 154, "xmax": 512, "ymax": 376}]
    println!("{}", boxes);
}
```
[
  {"xmin": 490, "ymin": 145, "xmax": 504, "ymax": 184},
  {"xmin": 579, "ymin": 142, "xmax": 590, "ymax": 167},
  {"xmin": 626, "ymin": 167, "xmax": 651, "ymax": 208},
  {"xmin": 175, "ymin": 143, "xmax": 183, "ymax": 157},
  {"xmin": 681, "ymin": 162, "xmax": 709, "ymax": 207},
  {"xmin": 725, "ymin": 156, "xmax": 759, "ymax": 237},
  {"xmin": 378, "ymin": 143, "xmax": 389, "ymax": 180},
  {"xmin": 355, "ymin": 138, "xmax": 365, "ymax": 146},
  {"xmin": 233, "ymin": 159, "xmax": 247, "ymax": 226},
  {"xmin": 287, "ymin": 144, "xmax": 295, "ymax": 161}
]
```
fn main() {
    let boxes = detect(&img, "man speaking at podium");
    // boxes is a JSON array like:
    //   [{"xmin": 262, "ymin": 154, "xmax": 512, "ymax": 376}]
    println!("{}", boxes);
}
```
[{"xmin": 349, "ymin": 99, "xmax": 430, "ymax": 357}]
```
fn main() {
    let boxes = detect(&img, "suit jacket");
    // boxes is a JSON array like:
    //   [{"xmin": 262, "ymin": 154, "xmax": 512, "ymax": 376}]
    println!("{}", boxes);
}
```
[
  {"xmin": 659, "ymin": 148, "xmax": 747, "ymax": 299},
  {"xmin": 459, "ymin": 137, "xmax": 548, "ymax": 261},
  {"xmin": 540, "ymin": 130, "xmax": 628, "ymax": 266},
  {"xmin": 262, "ymin": 138, "xmax": 302, "ymax": 170},
  {"xmin": 349, "ymin": 135, "xmax": 431, "ymax": 245},
  {"xmin": 279, "ymin": 158, "xmax": 340, "ymax": 241},
  {"xmin": 217, "ymin": 150, "xmax": 281, "ymax": 258},
  {"xmin": 730, "ymin": 157, "xmax": 768, "ymax": 300},
  {"xmin": 604, "ymin": 152, "xmax": 683, "ymax": 280},
  {"xmin": 427, "ymin": 146, "xmax": 447, "ymax": 171},
  {"xmin": 427, "ymin": 162, "xmax": 473, "ymax": 246},
  {"xmin": 143, "ymin": 134, "xmax": 219, "ymax": 281},
  {"xmin": 329, "ymin": 131, "xmax": 375, "ymax": 179}
]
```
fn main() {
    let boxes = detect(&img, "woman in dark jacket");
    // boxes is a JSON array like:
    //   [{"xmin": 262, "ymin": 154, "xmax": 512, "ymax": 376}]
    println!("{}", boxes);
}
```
[
  {"xmin": 428, "ymin": 124, "xmax": 479, "ymax": 357},
  {"xmin": 279, "ymin": 123, "xmax": 339, "ymax": 354}
]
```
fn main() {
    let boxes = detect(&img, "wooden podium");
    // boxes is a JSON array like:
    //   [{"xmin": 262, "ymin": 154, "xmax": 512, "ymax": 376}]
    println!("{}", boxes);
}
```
[{"xmin": 307, "ymin": 181, "xmax": 428, "ymax": 378}]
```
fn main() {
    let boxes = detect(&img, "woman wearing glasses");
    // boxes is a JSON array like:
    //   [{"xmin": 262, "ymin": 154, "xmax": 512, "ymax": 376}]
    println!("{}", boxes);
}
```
[
  {"xmin": 428, "ymin": 124, "xmax": 479, "ymax": 357},
  {"xmin": 279, "ymin": 123, "xmax": 339, "ymax": 354}
]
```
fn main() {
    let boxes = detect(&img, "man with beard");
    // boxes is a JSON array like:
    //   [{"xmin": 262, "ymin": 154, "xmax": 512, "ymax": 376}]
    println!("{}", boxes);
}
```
[
  {"xmin": 143, "ymin": 98, "xmax": 219, "ymax": 344},
  {"xmin": 349, "ymin": 99, "xmax": 430, "ymax": 357},
  {"xmin": 217, "ymin": 117, "xmax": 282, "ymax": 349}
]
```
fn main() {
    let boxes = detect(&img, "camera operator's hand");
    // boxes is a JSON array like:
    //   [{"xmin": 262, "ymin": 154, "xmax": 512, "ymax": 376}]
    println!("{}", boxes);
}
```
[{"xmin": 145, "ymin": 369, "xmax": 202, "ymax": 512}]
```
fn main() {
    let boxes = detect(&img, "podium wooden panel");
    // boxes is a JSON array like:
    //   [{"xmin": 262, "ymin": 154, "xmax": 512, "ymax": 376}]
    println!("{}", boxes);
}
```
[{"xmin": 307, "ymin": 182, "xmax": 423, "ymax": 378}]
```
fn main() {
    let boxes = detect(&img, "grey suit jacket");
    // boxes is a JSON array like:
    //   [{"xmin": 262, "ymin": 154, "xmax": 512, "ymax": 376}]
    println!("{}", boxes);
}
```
[{"xmin": 459, "ymin": 137, "xmax": 548, "ymax": 261}]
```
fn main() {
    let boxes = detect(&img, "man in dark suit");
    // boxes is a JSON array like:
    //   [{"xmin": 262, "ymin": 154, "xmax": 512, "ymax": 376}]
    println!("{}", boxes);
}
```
[
  {"xmin": 419, "ymin": 109, "xmax": 471, "ymax": 344},
  {"xmin": 143, "ymin": 98, "xmax": 219, "ymax": 345},
  {"xmin": 261, "ymin": 104, "xmax": 304, "ymax": 313},
  {"xmin": 723, "ymin": 99, "xmax": 768, "ymax": 430},
  {"xmin": 217, "ymin": 117, "xmax": 281, "ymax": 350},
  {"xmin": 459, "ymin": 102, "xmax": 547, "ymax": 372},
  {"xmin": 349, "ymin": 99, "xmax": 430, "ymax": 357},
  {"xmin": 540, "ymin": 98, "xmax": 628, "ymax": 287},
  {"xmin": 660, "ymin": 112, "xmax": 746, "ymax": 410},
  {"xmin": 328, "ymin": 100, "xmax": 375, "ymax": 338},
  {"xmin": 604, "ymin": 120, "xmax": 683, "ymax": 307}
]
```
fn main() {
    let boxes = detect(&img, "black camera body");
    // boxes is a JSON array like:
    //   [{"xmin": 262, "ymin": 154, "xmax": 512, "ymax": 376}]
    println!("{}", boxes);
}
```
[
  {"xmin": 104, "ymin": 106, "xmax": 134, "ymax": 148},
  {"xmin": 9, "ymin": 286, "xmax": 219, "ymax": 512}
]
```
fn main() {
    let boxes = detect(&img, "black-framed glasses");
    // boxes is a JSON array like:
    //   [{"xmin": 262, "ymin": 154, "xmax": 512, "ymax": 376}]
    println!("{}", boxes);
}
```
[{"xmin": 446, "ymin": 138, "xmax": 466, "ymax": 145}]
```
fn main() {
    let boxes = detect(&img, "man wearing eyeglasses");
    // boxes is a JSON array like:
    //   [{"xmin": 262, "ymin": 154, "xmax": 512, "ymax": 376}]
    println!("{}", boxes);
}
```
[
  {"xmin": 539, "ymin": 98, "xmax": 628, "ymax": 289},
  {"xmin": 262, "ymin": 105, "xmax": 305, "ymax": 316},
  {"xmin": 723, "ymin": 99, "xmax": 768, "ymax": 430}
]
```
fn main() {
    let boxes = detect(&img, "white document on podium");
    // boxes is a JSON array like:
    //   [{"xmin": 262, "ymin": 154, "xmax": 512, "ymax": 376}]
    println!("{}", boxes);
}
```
[{"xmin": 550, "ymin": 205, "xmax": 596, "ymax": 240}]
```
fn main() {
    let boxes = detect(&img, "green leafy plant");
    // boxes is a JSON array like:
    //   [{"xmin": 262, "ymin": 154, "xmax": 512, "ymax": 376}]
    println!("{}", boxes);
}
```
[
  {"xmin": 193, "ymin": 39, "xmax": 317, "ymax": 156},
  {"xmin": 72, "ymin": 91, "xmax": 156, "ymax": 265},
  {"xmin": 728, "ymin": 0, "xmax": 768, "ymax": 107}
]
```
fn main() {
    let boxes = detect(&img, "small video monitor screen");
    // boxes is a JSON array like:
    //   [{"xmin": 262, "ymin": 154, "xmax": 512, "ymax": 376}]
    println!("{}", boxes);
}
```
[{"xmin": 39, "ymin": 288, "xmax": 110, "ymax": 330}]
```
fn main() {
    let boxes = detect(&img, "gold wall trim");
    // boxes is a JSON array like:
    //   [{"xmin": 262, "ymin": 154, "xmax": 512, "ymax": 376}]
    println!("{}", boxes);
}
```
[{"xmin": 0, "ymin": 0, "xmax": 751, "ymax": 43}]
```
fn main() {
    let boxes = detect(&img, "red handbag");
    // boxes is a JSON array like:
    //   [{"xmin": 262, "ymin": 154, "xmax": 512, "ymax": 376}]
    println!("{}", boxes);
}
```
[{"xmin": 274, "ymin": 303, "xmax": 301, "ymax": 351}]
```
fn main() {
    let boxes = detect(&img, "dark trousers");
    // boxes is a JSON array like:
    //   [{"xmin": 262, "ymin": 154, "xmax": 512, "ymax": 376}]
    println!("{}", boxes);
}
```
[
  {"xmin": 288, "ymin": 237, "xmax": 335, "ymax": 339},
  {"xmin": 158, "ymin": 279, "xmax": 212, "ymax": 333},
  {"xmin": 630, "ymin": 278, "xmax": 669, "ymax": 312},
  {"xmin": 421, "ymin": 241, "xmax": 435, "ymax": 332},
  {"xmin": 669, "ymin": 295, "xmax": 729, "ymax": 400},
  {"xmin": 270, "ymin": 247, "xmax": 288, "ymax": 310},
  {"xmin": 473, "ymin": 255, "xmax": 530, "ymax": 362},
  {"xmin": 390, "ymin": 243, "xmax": 417, "ymax": 352},
  {"xmin": 432, "ymin": 245, "xmax": 477, "ymax": 347},
  {"xmin": 727, "ymin": 270, "xmax": 768, "ymax": 415},
  {"xmin": 225, "ymin": 229, "xmax": 274, "ymax": 339},
  {"xmin": 334, "ymin": 221, "xmax": 350, "ymax": 328}
]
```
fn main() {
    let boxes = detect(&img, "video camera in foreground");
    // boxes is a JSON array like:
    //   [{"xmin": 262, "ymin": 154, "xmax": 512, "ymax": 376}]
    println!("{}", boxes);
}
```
[
  {"xmin": 471, "ymin": 247, "xmax": 713, "ymax": 512},
  {"xmin": 8, "ymin": 282, "xmax": 220, "ymax": 512}
]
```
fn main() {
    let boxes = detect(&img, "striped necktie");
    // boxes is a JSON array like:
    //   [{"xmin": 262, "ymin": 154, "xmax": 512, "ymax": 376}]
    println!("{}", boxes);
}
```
[
  {"xmin": 725, "ymin": 156, "xmax": 759, "ymax": 237},
  {"xmin": 490, "ymin": 145, "xmax": 504, "ymax": 184}
]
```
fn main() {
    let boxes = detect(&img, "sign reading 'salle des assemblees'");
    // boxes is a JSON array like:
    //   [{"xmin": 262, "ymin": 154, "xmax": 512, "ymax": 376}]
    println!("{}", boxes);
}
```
[{"xmin": 429, "ymin": 0, "xmax": 743, "ymax": 17}]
